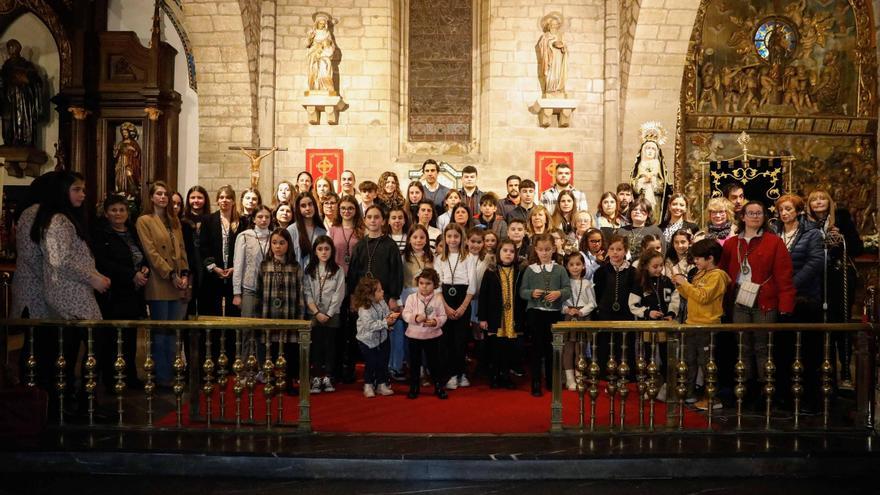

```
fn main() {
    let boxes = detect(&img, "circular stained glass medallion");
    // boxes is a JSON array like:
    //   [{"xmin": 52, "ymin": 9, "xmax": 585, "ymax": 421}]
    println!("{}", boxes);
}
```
[{"xmin": 754, "ymin": 18, "xmax": 798, "ymax": 62}]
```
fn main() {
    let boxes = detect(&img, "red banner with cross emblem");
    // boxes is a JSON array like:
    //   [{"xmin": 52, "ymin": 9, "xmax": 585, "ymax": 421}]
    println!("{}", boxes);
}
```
[
  {"xmin": 305, "ymin": 149, "xmax": 344, "ymax": 183},
  {"xmin": 535, "ymin": 151, "xmax": 574, "ymax": 192}
]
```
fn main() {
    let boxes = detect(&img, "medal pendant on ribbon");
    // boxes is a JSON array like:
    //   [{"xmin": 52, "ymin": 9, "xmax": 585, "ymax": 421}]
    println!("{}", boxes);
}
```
[
  {"xmin": 447, "ymin": 287, "xmax": 458, "ymax": 297},
  {"xmin": 612, "ymin": 302, "xmax": 621, "ymax": 312},
  {"xmin": 504, "ymin": 302, "xmax": 512, "ymax": 310},
  {"xmin": 741, "ymin": 264, "xmax": 750, "ymax": 275},
  {"xmin": 344, "ymin": 255, "xmax": 351, "ymax": 264},
  {"xmin": 272, "ymin": 298, "xmax": 283, "ymax": 309}
]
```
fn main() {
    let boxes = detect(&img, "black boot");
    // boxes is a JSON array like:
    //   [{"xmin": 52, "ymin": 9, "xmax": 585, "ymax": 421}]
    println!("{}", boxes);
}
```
[
  {"xmin": 407, "ymin": 383, "xmax": 420, "ymax": 399},
  {"xmin": 434, "ymin": 383, "xmax": 448, "ymax": 400},
  {"xmin": 531, "ymin": 379, "xmax": 543, "ymax": 397}
]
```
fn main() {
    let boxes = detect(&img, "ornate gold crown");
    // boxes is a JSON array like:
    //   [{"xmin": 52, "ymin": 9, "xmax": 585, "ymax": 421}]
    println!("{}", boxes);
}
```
[{"xmin": 639, "ymin": 121, "xmax": 667, "ymax": 145}]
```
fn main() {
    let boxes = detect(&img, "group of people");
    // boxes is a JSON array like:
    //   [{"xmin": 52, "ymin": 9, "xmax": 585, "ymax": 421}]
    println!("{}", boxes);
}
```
[{"xmin": 11, "ymin": 159, "xmax": 862, "ymax": 412}]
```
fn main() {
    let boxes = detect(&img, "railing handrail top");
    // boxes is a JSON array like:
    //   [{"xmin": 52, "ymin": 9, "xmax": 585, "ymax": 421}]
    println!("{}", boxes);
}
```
[
  {"xmin": 552, "ymin": 321, "xmax": 873, "ymax": 333},
  {"xmin": 1, "ymin": 317, "xmax": 312, "ymax": 330}
]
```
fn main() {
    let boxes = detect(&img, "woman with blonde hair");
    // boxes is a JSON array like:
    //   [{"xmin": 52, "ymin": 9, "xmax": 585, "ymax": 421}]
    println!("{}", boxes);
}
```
[
  {"xmin": 527, "ymin": 204, "xmax": 551, "ymax": 236},
  {"xmin": 699, "ymin": 197, "xmax": 737, "ymax": 244}
]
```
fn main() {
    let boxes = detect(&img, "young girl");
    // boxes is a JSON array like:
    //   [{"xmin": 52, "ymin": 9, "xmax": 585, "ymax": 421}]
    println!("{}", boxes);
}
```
[
  {"xmin": 467, "ymin": 228, "xmax": 489, "ymax": 374},
  {"xmin": 628, "ymin": 250, "xmax": 680, "ymax": 400},
  {"xmin": 595, "ymin": 192, "xmax": 622, "ymax": 232},
  {"xmin": 436, "ymin": 223, "xmax": 477, "ymax": 390},
  {"xmin": 483, "ymin": 230, "xmax": 499, "ymax": 255},
  {"xmin": 550, "ymin": 189, "xmax": 578, "ymax": 235},
  {"xmin": 274, "ymin": 180, "xmax": 295, "ymax": 207},
  {"xmin": 232, "ymin": 205, "xmax": 273, "ymax": 317},
  {"xmin": 436, "ymin": 189, "xmax": 461, "ymax": 232},
  {"xmin": 260, "ymin": 228, "xmax": 304, "ymax": 393},
  {"xmin": 404, "ymin": 181, "xmax": 425, "ymax": 221},
  {"xmin": 415, "ymin": 200, "xmax": 442, "ymax": 252},
  {"xmin": 507, "ymin": 218, "xmax": 530, "ymax": 266},
  {"xmin": 287, "ymin": 192, "xmax": 327, "ymax": 270},
  {"xmin": 398, "ymin": 224, "xmax": 434, "ymax": 382},
  {"xmin": 353, "ymin": 277, "xmax": 399, "ymax": 397},
  {"xmin": 388, "ymin": 206, "xmax": 409, "ymax": 254},
  {"xmin": 347, "ymin": 205, "xmax": 404, "ymax": 319},
  {"xmin": 631, "ymin": 234, "xmax": 663, "ymax": 268},
  {"xmin": 478, "ymin": 239, "xmax": 523, "ymax": 389},
  {"xmin": 401, "ymin": 267, "xmax": 448, "ymax": 399},
  {"xmin": 240, "ymin": 187, "xmax": 262, "ymax": 229},
  {"xmin": 314, "ymin": 176, "xmax": 333, "ymax": 201},
  {"xmin": 592, "ymin": 235, "xmax": 636, "ymax": 370},
  {"xmin": 519, "ymin": 233, "xmax": 571, "ymax": 397},
  {"xmin": 549, "ymin": 228, "xmax": 566, "ymax": 263},
  {"xmin": 579, "ymin": 228, "xmax": 605, "ymax": 277},
  {"xmin": 561, "ymin": 252, "xmax": 596, "ymax": 391},
  {"xmin": 387, "ymin": 205, "xmax": 410, "ymax": 381},
  {"xmin": 666, "ymin": 229, "xmax": 695, "ymax": 283},
  {"xmin": 303, "ymin": 236, "xmax": 345, "ymax": 394}
]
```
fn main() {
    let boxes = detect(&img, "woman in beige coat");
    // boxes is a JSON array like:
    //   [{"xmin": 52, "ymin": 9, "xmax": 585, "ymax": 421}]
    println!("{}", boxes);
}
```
[{"xmin": 136, "ymin": 181, "xmax": 189, "ymax": 387}]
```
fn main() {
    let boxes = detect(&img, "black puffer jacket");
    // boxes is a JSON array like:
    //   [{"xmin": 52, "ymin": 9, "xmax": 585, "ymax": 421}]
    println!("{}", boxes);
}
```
[{"xmin": 771, "ymin": 215, "xmax": 824, "ymax": 302}]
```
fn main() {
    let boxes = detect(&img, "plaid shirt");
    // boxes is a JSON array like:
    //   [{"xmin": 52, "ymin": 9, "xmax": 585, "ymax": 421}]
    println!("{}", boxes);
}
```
[
  {"xmin": 260, "ymin": 259, "xmax": 304, "ymax": 320},
  {"xmin": 540, "ymin": 185, "xmax": 589, "ymax": 215}
]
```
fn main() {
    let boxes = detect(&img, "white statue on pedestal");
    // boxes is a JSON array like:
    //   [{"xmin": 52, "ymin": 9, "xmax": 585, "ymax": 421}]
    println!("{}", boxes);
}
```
[{"xmin": 306, "ymin": 12, "xmax": 337, "ymax": 96}]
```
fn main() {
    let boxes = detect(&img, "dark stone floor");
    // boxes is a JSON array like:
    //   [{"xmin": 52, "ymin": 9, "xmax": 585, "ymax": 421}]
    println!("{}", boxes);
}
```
[{"xmin": 1, "ymin": 475, "xmax": 878, "ymax": 495}]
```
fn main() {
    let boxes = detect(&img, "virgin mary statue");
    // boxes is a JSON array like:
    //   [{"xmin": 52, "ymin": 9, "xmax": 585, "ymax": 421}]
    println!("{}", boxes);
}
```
[{"xmin": 631, "ymin": 122, "xmax": 672, "ymax": 222}]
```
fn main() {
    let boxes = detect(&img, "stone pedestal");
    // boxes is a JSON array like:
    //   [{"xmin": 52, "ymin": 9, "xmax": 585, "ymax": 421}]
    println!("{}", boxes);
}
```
[
  {"xmin": 302, "ymin": 94, "xmax": 345, "ymax": 125},
  {"xmin": 0, "ymin": 145, "xmax": 48, "ymax": 178},
  {"xmin": 529, "ymin": 98, "xmax": 578, "ymax": 128}
]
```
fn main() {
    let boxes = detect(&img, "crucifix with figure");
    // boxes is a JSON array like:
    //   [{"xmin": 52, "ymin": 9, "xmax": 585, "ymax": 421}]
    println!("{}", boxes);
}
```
[{"xmin": 229, "ymin": 146, "xmax": 288, "ymax": 189}]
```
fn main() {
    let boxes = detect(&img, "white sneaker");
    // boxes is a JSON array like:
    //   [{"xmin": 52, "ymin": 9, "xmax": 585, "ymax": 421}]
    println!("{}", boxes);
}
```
[
  {"xmin": 310, "ymin": 377, "xmax": 322, "ymax": 393},
  {"xmin": 376, "ymin": 383, "xmax": 394, "ymax": 396},
  {"xmin": 446, "ymin": 376, "xmax": 458, "ymax": 390},
  {"xmin": 458, "ymin": 374, "xmax": 471, "ymax": 387},
  {"xmin": 322, "ymin": 376, "xmax": 335, "ymax": 393},
  {"xmin": 363, "ymin": 384, "xmax": 375, "ymax": 398}
]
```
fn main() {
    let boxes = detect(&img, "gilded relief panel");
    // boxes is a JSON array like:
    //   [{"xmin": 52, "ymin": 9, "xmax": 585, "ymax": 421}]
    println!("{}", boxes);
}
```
[{"xmin": 678, "ymin": 0, "xmax": 877, "ymax": 233}]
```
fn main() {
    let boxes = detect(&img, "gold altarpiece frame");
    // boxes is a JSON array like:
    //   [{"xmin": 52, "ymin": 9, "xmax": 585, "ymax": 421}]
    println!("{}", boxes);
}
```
[{"xmin": 676, "ymin": 0, "xmax": 878, "ymax": 234}]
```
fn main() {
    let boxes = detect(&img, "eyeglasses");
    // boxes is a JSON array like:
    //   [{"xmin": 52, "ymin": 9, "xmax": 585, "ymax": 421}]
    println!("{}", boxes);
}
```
[
  {"xmin": 744, "ymin": 211, "xmax": 764, "ymax": 218},
  {"xmin": 323, "ymin": 201, "xmax": 338, "ymax": 206},
  {"xmin": 709, "ymin": 210, "xmax": 726, "ymax": 215}
]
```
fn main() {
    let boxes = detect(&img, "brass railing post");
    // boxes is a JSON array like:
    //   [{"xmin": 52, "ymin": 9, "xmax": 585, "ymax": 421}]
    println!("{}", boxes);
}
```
[
  {"xmin": 263, "ymin": 331, "xmax": 275, "ymax": 429},
  {"xmin": 114, "ymin": 327, "xmax": 127, "ymax": 426},
  {"xmin": 203, "ymin": 328, "xmax": 215, "ymax": 427},
  {"xmin": 792, "ymin": 331, "xmax": 803, "ymax": 430},
  {"xmin": 173, "ymin": 328, "xmax": 186, "ymax": 428},
  {"xmin": 275, "ymin": 334, "xmax": 287, "ymax": 425},
  {"xmin": 676, "ymin": 331, "xmax": 688, "ymax": 431},
  {"xmin": 588, "ymin": 332, "xmax": 600, "ymax": 432},
  {"xmin": 606, "ymin": 333, "xmax": 618, "ymax": 429},
  {"xmin": 85, "ymin": 327, "xmax": 97, "ymax": 427},
  {"xmin": 26, "ymin": 326, "xmax": 36, "ymax": 388},
  {"xmin": 56, "ymin": 326, "xmax": 66, "ymax": 425},
  {"xmin": 551, "ymin": 329, "xmax": 564, "ymax": 433},
  {"xmin": 217, "ymin": 329, "xmax": 229, "ymax": 419},
  {"xmin": 822, "ymin": 331, "xmax": 833, "ymax": 429},
  {"xmin": 636, "ymin": 336, "xmax": 647, "ymax": 428},
  {"xmin": 706, "ymin": 332, "xmax": 717, "ymax": 429},
  {"xmin": 735, "ymin": 331, "xmax": 746, "ymax": 430},
  {"xmin": 618, "ymin": 331, "xmax": 630, "ymax": 431},
  {"xmin": 646, "ymin": 332, "xmax": 659, "ymax": 432},
  {"xmin": 764, "ymin": 331, "xmax": 775, "ymax": 430},
  {"xmin": 576, "ymin": 333, "xmax": 587, "ymax": 431},
  {"xmin": 144, "ymin": 328, "xmax": 155, "ymax": 427},
  {"xmin": 297, "ymin": 326, "xmax": 312, "ymax": 433},
  {"xmin": 233, "ymin": 329, "xmax": 244, "ymax": 428}
]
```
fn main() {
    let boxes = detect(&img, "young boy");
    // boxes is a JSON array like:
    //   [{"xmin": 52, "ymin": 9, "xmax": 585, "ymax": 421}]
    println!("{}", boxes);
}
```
[
  {"xmin": 358, "ymin": 181, "xmax": 379, "ymax": 214},
  {"xmin": 476, "ymin": 192, "xmax": 508, "ymax": 238},
  {"xmin": 506, "ymin": 218, "xmax": 530, "ymax": 266},
  {"xmin": 671, "ymin": 238, "xmax": 730, "ymax": 410}
]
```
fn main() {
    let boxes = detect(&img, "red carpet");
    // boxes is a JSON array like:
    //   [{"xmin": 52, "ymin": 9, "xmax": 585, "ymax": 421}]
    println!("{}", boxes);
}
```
[{"xmin": 158, "ymin": 377, "xmax": 709, "ymax": 433}]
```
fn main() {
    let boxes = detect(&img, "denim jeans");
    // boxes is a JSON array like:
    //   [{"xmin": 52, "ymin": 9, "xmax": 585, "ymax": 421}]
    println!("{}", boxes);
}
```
[
  {"xmin": 148, "ymin": 300, "xmax": 182, "ymax": 386},
  {"xmin": 359, "ymin": 339, "xmax": 390, "ymax": 387},
  {"xmin": 389, "ymin": 289, "xmax": 414, "ymax": 373},
  {"xmin": 732, "ymin": 304, "xmax": 777, "ymax": 382}
]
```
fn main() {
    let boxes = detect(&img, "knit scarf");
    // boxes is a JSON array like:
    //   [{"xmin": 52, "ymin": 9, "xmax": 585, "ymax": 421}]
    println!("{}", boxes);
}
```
[{"xmin": 707, "ymin": 221, "xmax": 731, "ymax": 240}]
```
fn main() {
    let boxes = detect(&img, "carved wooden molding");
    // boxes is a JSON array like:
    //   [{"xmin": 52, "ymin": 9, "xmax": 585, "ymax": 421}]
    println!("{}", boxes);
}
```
[
  {"xmin": 144, "ymin": 107, "xmax": 163, "ymax": 121},
  {"xmin": 68, "ymin": 106, "xmax": 90, "ymax": 120}
]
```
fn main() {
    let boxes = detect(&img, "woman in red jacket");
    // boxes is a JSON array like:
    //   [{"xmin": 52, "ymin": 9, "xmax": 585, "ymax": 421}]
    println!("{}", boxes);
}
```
[{"xmin": 719, "ymin": 200, "xmax": 795, "ymax": 401}]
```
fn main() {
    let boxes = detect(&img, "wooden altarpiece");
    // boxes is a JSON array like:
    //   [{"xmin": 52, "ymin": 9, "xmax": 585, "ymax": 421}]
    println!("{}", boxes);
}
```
[{"xmin": 92, "ymin": 3, "xmax": 180, "ymax": 207}]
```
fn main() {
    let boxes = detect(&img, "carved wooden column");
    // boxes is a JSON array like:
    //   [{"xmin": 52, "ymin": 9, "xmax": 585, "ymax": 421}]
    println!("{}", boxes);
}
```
[
  {"xmin": 67, "ymin": 106, "xmax": 91, "ymax": 175},
  {"xmin": 143, "ymin": 107, "xmax": 163, "ymax": 191}
]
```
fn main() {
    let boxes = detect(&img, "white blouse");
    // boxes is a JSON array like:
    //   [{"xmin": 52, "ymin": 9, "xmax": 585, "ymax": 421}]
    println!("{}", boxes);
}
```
[{"xmin": 435, "ymin": 251, "xmax": 477, "ymax": 295}]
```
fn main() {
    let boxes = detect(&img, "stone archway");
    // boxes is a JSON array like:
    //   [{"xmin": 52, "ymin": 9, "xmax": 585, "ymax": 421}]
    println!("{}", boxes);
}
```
[
  {"xmin": 180, "ymin": 0, "xmax": 259, "ymax": 193},
  {"xmin": 620, "ymin": 0, "xmax": 699, "ymax": 180}
]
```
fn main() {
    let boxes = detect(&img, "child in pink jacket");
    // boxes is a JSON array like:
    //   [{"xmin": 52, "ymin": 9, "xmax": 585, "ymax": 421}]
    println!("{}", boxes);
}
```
[{"xmin": 401, "ymin": 267, "xmax": 448, "ymax": 399}]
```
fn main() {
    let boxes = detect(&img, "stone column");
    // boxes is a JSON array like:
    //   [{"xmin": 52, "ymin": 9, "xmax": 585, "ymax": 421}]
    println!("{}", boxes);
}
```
[
  {"xmin": 602, "ymin": 0, "xmax": 621, "ymax": 193},
  {"xmin": 258, "ymin": 0, "xmax": 276, "ymax": 192}
]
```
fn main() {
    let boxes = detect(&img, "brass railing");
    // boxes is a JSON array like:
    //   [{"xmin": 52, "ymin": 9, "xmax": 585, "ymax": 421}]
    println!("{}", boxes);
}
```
[
  {"xmin": 550, "ymin": 319, "xmax": 877, "ymax": 434},
  {"xmin": 2, "ymin": 317, "xmax": 312, "ymax": 432}
]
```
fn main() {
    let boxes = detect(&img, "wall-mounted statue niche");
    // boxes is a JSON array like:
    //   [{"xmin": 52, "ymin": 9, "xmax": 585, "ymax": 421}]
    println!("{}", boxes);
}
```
[
  {"xmin": 677, "ymin": 0, "xmax": 877, "ymax": 234},
  {"xmin": 0, "ymin": 39, "xmax": 49, "ymax": 177},
  {"xmin": 302, "ymin": 12, "xmax": 346, "ymax": 125}
]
